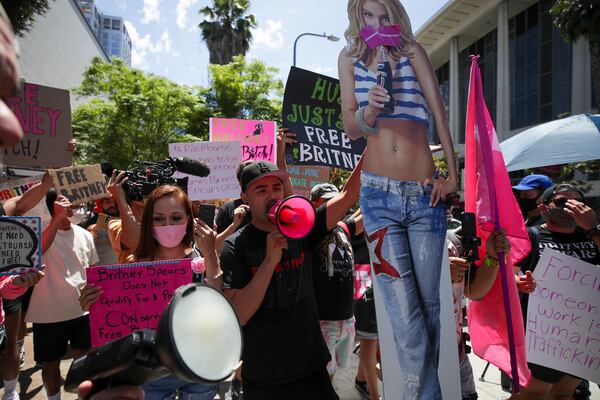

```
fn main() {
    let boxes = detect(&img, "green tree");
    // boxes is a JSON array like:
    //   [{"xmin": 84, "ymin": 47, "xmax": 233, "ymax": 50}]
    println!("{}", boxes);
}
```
[
  {"xmin": 199, "ymin": 0, "xmax": 256, "ymax": 65},
  {"xmin": 0, "ymin": 0, "xmax": 53, "ymax": 36},
  {"xmin": 550, "ymin": 0, "xmax": 600, "ymax": 105},
  {"xmin": 72, "ymin": 57, "xmax": 207, "ymax": 169},
  {"xmin": 208, "ymin": 55, "xmax": 283, "ymax": 121}
]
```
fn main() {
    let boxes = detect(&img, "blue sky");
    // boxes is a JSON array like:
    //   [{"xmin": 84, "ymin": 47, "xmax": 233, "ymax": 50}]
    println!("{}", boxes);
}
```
[{"xmin": 97, "ymin": 0, "xmax": 447, "ymax": 87}]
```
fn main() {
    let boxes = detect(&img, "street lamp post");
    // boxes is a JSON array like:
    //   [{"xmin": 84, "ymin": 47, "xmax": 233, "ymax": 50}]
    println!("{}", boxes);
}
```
[{"xmin": 293, "ymin": 32, "xmax": 340, "ymax": 67}]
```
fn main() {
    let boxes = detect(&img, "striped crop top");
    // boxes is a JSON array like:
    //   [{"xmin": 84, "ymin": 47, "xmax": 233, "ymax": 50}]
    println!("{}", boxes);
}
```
[{"xmin": 354, "ymin": 57, "xmax": 429, "ymax": 125}]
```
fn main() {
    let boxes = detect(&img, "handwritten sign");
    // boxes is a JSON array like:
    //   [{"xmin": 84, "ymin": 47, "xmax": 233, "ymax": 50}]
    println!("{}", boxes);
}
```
[
  {"xmin": 49, "ymin": 164, "xmax": 109, "ymax": 206},
  {"xmin": 210, "ymin": 118, "xmax": 276, "ymax": 163},
  {"xmin": 0, "ymin": 175, "xmax": 43, "ymax": 201},
  {"xmin": 283, "ymin": 67, "xmax": 366, "ymax": 171},
  {"xmin": 4, "ymin": 83, "xmax": 72, "ymax": 168},
  {"xmin": 86, "ymin": 259, "xmax": 193, "ymax": 347},
  {"xmin": 287, "ymin": 165, "xmax": 330, "ymax": 199},
  {"xmin": 0, "ymin": 217, "xmax": 41, "ymax": 275},
  {"xmin": 169, "ymin": 141, "xmax": 241, "ymax": 201},
  {"xmin": 526, "ymin": 249, "xmax": 600, "ymax": 383}
]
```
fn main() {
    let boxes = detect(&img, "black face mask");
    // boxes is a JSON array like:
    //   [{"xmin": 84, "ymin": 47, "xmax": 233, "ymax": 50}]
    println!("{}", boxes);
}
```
[{"xmin": 518, "ymin": 197, "xmax": 538, "ymax": 217}]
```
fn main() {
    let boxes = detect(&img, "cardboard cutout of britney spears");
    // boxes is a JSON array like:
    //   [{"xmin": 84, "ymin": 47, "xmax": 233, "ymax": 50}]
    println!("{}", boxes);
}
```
[{"xmin": 338, "ymin": 0, "xmax": 458, "ymax": 398}]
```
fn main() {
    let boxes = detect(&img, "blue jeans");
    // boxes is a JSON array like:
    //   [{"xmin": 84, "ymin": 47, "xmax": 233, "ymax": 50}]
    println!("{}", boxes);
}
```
[
  {"xmin": 360, "ymin": 172, "xmax": 446, "ymax": 400},
  {"xmin": 142, "ymin": 374, "xmax": 217, "ymax": 400}
]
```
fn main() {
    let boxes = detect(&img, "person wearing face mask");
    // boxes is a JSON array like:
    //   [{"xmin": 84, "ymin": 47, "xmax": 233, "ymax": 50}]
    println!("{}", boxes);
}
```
[
  {"xmin": 512, "ymin": 174, "xmax": 553, "ymax": 227},
  {"xmin": 24, "ymin": 189, "xmax": 99, "ymax": 400},
  {"xmin": 515, "ymin": 184, "xmax": 599, "ymax": 400},
  {"xmin": 79, "ymin": 184, "xmax": 221, "ymax": 400}
]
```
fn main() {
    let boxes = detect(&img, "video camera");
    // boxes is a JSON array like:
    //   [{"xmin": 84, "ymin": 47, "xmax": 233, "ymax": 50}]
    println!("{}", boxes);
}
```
[
  {"xmin": 123, "ymin": 157, "xmax": 210, "ymax": 201},
  {"xmin": 64, "ymin": 284, "xmax": 242, "ymax": 397},
  {"xmin": 460, "ymin": 212, "xmax": 481, "ymax": 262}
]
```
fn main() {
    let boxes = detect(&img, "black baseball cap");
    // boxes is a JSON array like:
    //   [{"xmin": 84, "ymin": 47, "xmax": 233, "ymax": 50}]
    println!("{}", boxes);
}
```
[
  {"xmin": 539, "ymin": 184, "xmax": 585, "ymax": 204},
  {"xmin": 310, "ymin": 183, "xmax": 339, "ymax": 201},
  {"xmin": 240, "ymin": 161, "xmax": 289, "ymax": 192}
]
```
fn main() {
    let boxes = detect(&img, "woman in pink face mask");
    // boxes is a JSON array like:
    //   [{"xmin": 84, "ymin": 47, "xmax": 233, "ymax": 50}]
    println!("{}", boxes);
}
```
[{"xmin": 133, "ymin": 185, "xmax": 221, "ymax": 285}]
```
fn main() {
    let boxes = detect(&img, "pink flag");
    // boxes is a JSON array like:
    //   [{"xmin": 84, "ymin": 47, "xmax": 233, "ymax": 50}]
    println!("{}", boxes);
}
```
[{"xmin": 464, "ymin": 56, "xmax": 531, "ymax": 389}]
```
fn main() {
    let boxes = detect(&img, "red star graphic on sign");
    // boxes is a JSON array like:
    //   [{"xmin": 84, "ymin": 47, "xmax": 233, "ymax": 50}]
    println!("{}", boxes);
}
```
[{"xmin": 365, "ymin": 227, "xmax": 400, "ymax": 278}]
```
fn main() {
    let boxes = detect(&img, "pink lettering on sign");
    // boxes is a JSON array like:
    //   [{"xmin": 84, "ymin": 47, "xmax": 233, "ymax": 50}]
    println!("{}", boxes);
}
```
[
  {"xmin": 210, "ymin": 118, "xmax": 276, "ymax": 163},
  {"xmin": 8, "ymin": 84, "xmax": 63, "ymax": 137},
  {"xmin": 86, "ymin": 259, "xmax": 193, "ymax": 347}
]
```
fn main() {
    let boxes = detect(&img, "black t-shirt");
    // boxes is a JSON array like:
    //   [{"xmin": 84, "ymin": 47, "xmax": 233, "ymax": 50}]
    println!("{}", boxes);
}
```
[
  {"xmin": 312, "ymin": 217, "xmax": 356, "ymax": 321},
  {"xmin": 215, "ymin": 199, "xmax": 252, "ymax": 234},
  {"xmin": 220, "ymin": 205, "xmax": 330, "ymax": 387},
  {"xmin": 520, "ymin": 226, "xmax": 600, "ymax": 320}
]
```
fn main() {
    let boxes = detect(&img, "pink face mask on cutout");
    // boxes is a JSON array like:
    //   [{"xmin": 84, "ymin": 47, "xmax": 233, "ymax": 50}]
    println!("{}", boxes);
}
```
[
  {"xmin": 359, "ymin": 24, "xmax": 401, "ymax": 49},
  {"xmin": 152, "ymin": 219, "xmax": 188, "ymax": 248}
]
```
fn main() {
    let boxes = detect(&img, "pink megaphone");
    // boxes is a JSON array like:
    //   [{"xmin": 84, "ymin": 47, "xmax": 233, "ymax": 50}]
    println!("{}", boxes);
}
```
[{"xmin": 267, "ymin": 195, "xmax": 316, "ymax": 239}]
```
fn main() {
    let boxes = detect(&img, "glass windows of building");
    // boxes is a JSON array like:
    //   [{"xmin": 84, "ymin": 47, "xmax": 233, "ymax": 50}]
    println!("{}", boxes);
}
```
[
  {"xmin": 458, "ymin": 29, "xmax": 497, "ymax": 143},
  {"xmin": 112, "ymin": 19, "xmax": 120, "ymax": 30},
  {"xmin": 509, "ymin": 0, "xmax": 572, "ymax": 130},
  {"xmin": 428, "ymin": 62, "xmax": 449, "ymax": 144},
  {"xmin": 103, "ymin": 17, "xmax": 111, "ymax": 29}
]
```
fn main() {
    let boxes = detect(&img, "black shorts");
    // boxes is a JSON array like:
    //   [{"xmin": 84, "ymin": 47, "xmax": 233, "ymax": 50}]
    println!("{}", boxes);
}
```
[
  {"xmin": 2, "ymin": 296, "xmax": 22, "ymax": 316},
  {"xmin": 353, "ymin": 290, "xmax": 378, "ymax": 336},
  {"xmin": 243, "ymin": 368, "xmax": 339, "ymax": 400},
  {"xmin": 528, "ymin": 362, "xmax": 580, "ymax": 384},
  {"xmin": 33, "ymin": 315, "xmax": 91, "ymax": 363}
]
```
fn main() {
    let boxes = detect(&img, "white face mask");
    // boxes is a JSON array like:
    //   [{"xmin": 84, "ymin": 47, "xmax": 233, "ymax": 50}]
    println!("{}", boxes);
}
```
[{"xmin": 68, "ymin": 206, "xmax": 86, "ymax": 225}]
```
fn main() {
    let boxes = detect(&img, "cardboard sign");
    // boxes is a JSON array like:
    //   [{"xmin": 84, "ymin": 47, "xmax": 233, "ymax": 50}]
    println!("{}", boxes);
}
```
[
  {"xmin": 86, "ymin": 259, "xmax": 193, "ymax": 347},
  {"xmin": 4, "ymin": 83, "xmax": 72, "ymax": 168},
  {"xmin": 287, "ymin": 165, "xmax": 330, "ymax": 199},
  {"xmin": 282, "ymin": 67, "xmax": 366, "ymax": 171},
  {"xmin": 210, "ymin": 118, "xmax": 276, "ymax": 163},
  {"xmin": 49, "ymin": 164, "xmax": 109, "ymax": 206},
  {"xmin": 0, "ymin": 175, "xmax": 43, "ymax": 201},
  {"xmin": 0, "ymin": 217, "xmax": 42, "ymax": 275},
  {"xmin": 526, "ymin": 249, "xmax": 600, "ymax": 383},
  {"xmin": 373, "ymin": 245, "xmax": 461, "ymax": 399},
  {"xmin": 169, "ymin": 141, "xmax": 242, "ymax": 201}
]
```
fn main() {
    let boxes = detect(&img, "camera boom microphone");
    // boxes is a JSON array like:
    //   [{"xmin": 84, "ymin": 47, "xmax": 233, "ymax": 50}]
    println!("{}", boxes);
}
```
[{"xmin": 170, "ymin": 157, "xmax": 211, "ymax": 178}]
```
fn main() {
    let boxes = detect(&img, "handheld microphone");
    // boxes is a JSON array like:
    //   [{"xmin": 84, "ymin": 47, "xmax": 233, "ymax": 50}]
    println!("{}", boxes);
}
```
[{"xmin": 170, "ymin": 157, "xmax": 211, "ymax": 177}]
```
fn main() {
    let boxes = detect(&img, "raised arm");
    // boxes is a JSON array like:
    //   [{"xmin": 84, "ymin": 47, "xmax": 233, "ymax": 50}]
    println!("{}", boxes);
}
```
[
  {"xmin": 3, "ymin": 172, "xmax": 53, "ymax": 216},
  {"xmin": 276, "ymin": 128, "xmax": 295, "ymax": 197},
  {"xmin": 324, "ymin": 152, "xmax": 365, "ymax": 231},
  {"xmin": 107, "ymin": 171, "xmax": 140, "ymax": 250}
]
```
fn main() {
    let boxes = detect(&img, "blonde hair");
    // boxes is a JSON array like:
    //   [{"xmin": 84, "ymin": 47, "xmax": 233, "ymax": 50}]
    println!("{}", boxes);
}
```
[{"xmin": 345, "ymin": 0, "xmax": 415, "ymax": 65}]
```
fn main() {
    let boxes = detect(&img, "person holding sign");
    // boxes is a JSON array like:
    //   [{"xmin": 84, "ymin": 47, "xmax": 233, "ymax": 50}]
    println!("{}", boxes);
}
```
[
  {"xmin": 514, "ymin": 184, "xmax": 599, "ymax": 400},
  {"xmin": 24, "ymin": 189, "xmax": 99, "ymax": 400},
  {"xmin": 80, "ymin": 185, "xmax": 222, "ymax": 400},
  {"xmin": 338, "ymin": 0, "xmax": 458, "ymax": 398}
]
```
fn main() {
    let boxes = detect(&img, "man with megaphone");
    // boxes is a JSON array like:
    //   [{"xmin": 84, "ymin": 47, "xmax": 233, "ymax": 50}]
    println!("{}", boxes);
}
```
[{"xmin": 220, "ymin": 156, "xmax": 364, "ymax": 400}]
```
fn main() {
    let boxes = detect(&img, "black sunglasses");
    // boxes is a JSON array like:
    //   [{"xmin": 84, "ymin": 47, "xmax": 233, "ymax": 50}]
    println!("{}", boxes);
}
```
[{"xmin": 549, "ymin": 197, "xmax": 584, "ymax": 208}]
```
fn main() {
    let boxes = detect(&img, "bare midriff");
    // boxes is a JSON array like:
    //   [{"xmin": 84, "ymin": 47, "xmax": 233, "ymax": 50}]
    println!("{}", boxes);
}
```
[{"xmin": 363, "ymin": 118, "xmax": 436, "ymax": 183}]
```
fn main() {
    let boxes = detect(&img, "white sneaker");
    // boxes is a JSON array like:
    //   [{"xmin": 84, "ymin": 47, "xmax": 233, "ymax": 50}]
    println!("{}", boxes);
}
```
[{"xmin": 2, "ymin": 391, "xmax": 20, "ymax": 400}]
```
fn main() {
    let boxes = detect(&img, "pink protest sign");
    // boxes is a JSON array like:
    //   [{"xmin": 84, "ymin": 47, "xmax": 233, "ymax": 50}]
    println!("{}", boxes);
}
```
[
  {"xmin": 210, "ymin": 118, "xmax": 276, "ymax": 162},
  {"xmin": 86, "ymin": 259, "xmax": 192, "ymax": 347},
  {"xmin": 4, "ymin": 83, "xmax": 72, "ymax": 168}
]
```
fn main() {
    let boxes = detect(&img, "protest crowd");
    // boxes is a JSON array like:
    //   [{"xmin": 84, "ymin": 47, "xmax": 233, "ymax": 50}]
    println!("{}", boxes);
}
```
[{"xmin": 0, "ymin": 1, "xmax": 599, "ymax": 400}]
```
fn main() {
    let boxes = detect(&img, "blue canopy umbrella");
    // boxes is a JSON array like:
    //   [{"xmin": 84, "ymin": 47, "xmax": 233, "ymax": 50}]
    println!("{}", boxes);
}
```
[{"xmin": 500, "ymin": 114, "xmax": 600, "ymax": 172}]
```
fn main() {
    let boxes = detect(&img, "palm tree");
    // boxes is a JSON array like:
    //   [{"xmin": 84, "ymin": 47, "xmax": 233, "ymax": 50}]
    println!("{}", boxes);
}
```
[{"xmin": 199, "ymin": 0, "xmax": 256, "ymax": 65}]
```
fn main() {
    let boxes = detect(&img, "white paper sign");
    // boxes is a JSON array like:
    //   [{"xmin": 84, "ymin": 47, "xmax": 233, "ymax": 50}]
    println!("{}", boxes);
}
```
[
  {"xmin": 526, "ymin": 248, "xmax": 600, "ymax": 383},
  {"xmin": 168, "ymin": 141, "xmax": 242, "ymax": 201}
]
